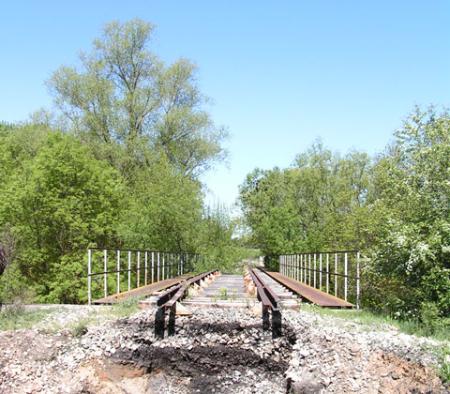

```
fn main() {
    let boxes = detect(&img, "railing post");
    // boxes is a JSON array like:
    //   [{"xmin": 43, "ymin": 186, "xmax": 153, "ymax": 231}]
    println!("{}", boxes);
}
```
[
  {"xmin": 157, "ymin": 252, "xmax": 160, "ymax": 282},
  {"xmin": 313, "ymin": 253, "xmax": 317, "ymax": 288},
  {"xmin": 288, "ymin": 255, "xmax": 291, "ymax": 278},
  {"xmin": 181, "ymin": 255, "xmax": 184, "ymax": 275},
  {"xmin": 326, "ymin": 253, "xmax": 329, "ymax": 294},
  {"xmin": 300, "ymin": 254, "xmax": 303, "ymax": 282},
  {"xmin": 144, "ymin": 251, "xmax": 148, "ymax": 286},
  {"xmin": 103, "ymin": 249, "xmax": 108, "ymax": 298},
  {"xmin": 308, "ymin": 254, "xmax": 311, "ymax": 285},
  {"xmin": 319, "ymin": 253, "xmax": 322, "ymax": 290},
  {"xmin": 151, "ymin": 252, "xmax": 155, "ymax": 283},
  {"xmin": 127, "ymin": 251, "xmax": 131, "ymax": 291},
  {"xmin": 87, "ymin": 249, "xmax": 92, "ymax": 305},
  {"xmin": 137, "ymin": 251, "xmax": 140, "ymax": 288},
  {"xmin": 334, "ymin": 253, "xmax": 338, "ymax": 297},
  {"xmin": 297, "ymin": 254, "xmax": 300, "ymax": 281},
  {"xmin": 162, "ymin": 253, "xmax": 165, "ymax": 280},
  {"xmin": 356, "ymin": 252, "xmax": 361, "ymax": 310},
  {"xmin": 344, "ymin": 252, "xmax": 348, "ymax": 301},
  {"xmin": 117, "ymin": 250, "xmax": 120, "ymax": 294}
]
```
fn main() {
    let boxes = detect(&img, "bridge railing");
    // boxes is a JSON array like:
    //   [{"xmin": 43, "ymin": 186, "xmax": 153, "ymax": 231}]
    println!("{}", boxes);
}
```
[
  {"xmin": 87, "ymin": 248, "xmax": 199, "ymax": 305},
  {"xmin": 279, "ymin": 250, "xmax": 362, "ymax": 309}
]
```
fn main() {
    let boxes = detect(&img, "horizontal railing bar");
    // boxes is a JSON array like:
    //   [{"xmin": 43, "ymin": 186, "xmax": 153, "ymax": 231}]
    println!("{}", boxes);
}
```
[
  {"xmin": 87, "ymin": 247, "xmax": 199, "ymax": 254},
  {"xmin": 88, "ymin": 267, "xmax": 193, "ymax": 277},
  {"xmin": 282, "ymin": 266, "xmax": 359, "ymax": 280},
  {"xmin": 279, "ymin": 250, "xmax": 359, "ymax": 256}
]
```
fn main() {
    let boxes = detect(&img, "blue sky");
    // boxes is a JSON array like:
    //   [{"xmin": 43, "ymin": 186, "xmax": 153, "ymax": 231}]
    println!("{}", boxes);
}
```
[{"xmin": 1, "ymin": 1, "xmax": 449, "ymax": 208}]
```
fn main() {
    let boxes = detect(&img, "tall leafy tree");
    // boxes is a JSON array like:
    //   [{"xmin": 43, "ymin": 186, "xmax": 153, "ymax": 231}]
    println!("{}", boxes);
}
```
[{"xmin": 48, "ymin": 19, "xmax": 226, "ymax": 177}]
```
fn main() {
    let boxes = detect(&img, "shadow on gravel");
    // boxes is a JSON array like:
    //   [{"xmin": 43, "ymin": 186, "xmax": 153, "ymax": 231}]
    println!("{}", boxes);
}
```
[
  {"xmin": 111, "ymin": 319, "xmax": 297, "ymax": 393},
  {"xmin": 114, "ymin": 344, "xmax": 289, "ymax": 393}
]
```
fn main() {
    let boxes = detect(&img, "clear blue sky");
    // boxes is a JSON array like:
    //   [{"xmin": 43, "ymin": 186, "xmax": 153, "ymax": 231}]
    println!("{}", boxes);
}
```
[{"xmin": 1, "ymin": 1, "xmax": 449, "ymax": 208}]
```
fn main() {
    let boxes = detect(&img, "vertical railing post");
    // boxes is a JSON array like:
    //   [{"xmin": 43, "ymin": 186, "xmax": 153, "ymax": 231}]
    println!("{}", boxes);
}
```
[
  {"xmin": 127, "ymin": 251, "xmax": 131, "ymax": 291},
  {"xmin": 144, "ymin": 251, "xmax": 148, "ymax": 286},
  {"xmin": 151, "ymin": 252, "xmax": 155, "ymax": 283},
  {"xmin": 319, "ymin": 253, "xmax": 322, "ymax": 290},
  {"xmin": 299, "ymin": 254, "xmax": 302, "ymax": 282},
  {"xmin": 356, "ymin": 252, "xmax": 361, "ymax": 310},
  {"xmin": 288, "ymin": 255, "xmax": 291, "ymax": 278},
  {"xmin": 334, "ymin": 253, "xmax": 338, "ymax": 297},
  {"xmin": 326, "ymin": 253, "xmax": 330, "ymax": 294},
  {"xmin": 157, "ymin": 252, "xmax": 160, "ymax": 282},
  {"xmin": 137, "ymin": 251, "xmax": 140, "ymax": 288},
  {"xmin": 297, "ymin": 254, "xmax": 300, "ymax": 281},
  {"xmin": 87, "ymin": 249, "xmax": 92, "ymax": 305},
  {"xmin": 308, "ymin": 254, "xmax": 311, "ymax": 285},
  {"xmin": 344, "ymin": 252, "xmax": 348, "ymax": 302},
  {"xmin": 287, "ymin": 255, "xmax": 289, "ymax": 277},
  {"xmin": 313, "ymin": 253, "xmax": 317, "ymax": 288},
  {"xmin": 116, "ymin": 250, "xmax": 120, "ymax": 294},
  {"xmin": 162, "ymin": 253, "xmax": 165, "ymax": 280},
  {"xmin": 103, "ymin": 249, "xmax": 108, "ymax": 298}
]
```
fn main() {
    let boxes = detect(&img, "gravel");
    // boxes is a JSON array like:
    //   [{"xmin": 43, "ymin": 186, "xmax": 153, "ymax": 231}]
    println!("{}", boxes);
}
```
[{"xmin": 0, "ymin": 305, "xmax": 447, "ymax": 393}]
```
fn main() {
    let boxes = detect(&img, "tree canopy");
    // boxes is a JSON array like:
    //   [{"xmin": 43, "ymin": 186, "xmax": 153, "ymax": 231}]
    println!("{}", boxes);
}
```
[
  {"xmin": 48, "ymin": 19, "xmax": 227, "ymax": 178},
  {"xmin": 0, "ymin": 20, "xmax": 242, "ymax": 304},
  {"xmin": 240, "ymin": 107, "xmax": 450, "ymax": 321}
]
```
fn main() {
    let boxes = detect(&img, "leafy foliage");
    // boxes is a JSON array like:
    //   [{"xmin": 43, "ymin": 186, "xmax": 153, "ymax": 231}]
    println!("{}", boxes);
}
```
[
  {"xmin": 0, "ymin": 20, "xmax": 234, "ymax": 304},
  {"xmin": 240, "ymin": 107, "xmax": 450, "ymax": 322}
]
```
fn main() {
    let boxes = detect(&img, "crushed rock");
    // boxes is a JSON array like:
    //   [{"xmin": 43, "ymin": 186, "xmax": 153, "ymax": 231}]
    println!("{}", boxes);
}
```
[{"xmin": 0, "ymin": 305, "xmax": 448, "ymax": 393}]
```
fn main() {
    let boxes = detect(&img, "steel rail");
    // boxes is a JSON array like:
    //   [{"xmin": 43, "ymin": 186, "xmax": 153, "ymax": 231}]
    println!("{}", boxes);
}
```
[
  {"xmin": 154, "ymin": 270, "xmax": 218, "ymax": 338},
  {"xmin": 249, "ymin": 268, "xmax": 282, "ymax": 338}
]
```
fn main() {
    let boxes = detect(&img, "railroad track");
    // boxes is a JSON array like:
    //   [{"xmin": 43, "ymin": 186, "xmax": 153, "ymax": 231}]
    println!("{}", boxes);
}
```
[{"xmin": 150, "ymin": 267, "xmax": 301, "ymax": 339}]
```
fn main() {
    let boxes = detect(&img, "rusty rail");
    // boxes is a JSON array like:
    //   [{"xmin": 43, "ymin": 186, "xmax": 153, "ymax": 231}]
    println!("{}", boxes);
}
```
[
  {"xmin": 154, "ymin": 270, "xmax": 218, "ymax": 338},
  {"xmin": 249, "ymin": 268, "xmax": 282, "ymax": 338}
]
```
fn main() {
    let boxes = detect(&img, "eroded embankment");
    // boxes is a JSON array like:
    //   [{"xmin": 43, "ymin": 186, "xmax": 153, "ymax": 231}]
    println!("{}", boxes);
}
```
[{"xmin": 0, "ymin": 306, "xmax": 447, "ymax": 393}]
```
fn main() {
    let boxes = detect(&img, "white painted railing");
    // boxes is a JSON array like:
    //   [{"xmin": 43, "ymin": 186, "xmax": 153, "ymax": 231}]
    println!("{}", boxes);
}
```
[
  {"xmin": 279, "ymin": 250, "xmax": 362, "ymax": 309},
  {"xmin": 87, "ymin": 248, "xmax": 199, "ymax": 304}
]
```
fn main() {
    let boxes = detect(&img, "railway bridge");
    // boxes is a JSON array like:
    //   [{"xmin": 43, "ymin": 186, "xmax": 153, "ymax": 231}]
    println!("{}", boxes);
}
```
[{"xmin": 87, "ymin": 248, "xmax": 362, "ymax": 338}]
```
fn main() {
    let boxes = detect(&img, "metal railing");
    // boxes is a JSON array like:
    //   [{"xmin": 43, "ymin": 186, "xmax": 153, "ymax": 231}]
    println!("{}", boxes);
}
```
[
  {"xmin": 279, "ymin": 250, "xmax": 362, "ymax": 309},
  {"xmin": 87, "ymin": 248, "xmax": 200, "ymax": 305}
]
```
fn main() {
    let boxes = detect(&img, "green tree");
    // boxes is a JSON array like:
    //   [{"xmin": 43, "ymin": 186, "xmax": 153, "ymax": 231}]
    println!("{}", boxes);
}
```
[
  {"xmin": 0, "ymin": 130, "xmax": 124, "ymax": 303},
  {"xmin": 48, "ymin": 19, "xmax": 226, "ymax": 177}
]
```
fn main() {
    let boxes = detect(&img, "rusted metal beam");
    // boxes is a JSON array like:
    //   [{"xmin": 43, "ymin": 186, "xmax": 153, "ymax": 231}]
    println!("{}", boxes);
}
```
[
  {"xmin": 154, "ymin": 270, "xmax": 218, "ymax": 338},
  {"xmin": 249, "ymin": 269, "xmax": 282, "ymax": 338},
  {"xmin": 262, "ymin": 269, "xmax": 353, "ymax": 308}
]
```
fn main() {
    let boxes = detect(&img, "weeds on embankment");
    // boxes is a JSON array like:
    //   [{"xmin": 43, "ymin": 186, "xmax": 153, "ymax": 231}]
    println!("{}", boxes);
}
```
[
  {"xmin": 0, "ymin": 304, "xmax": 56, "ymax": 330},
  {"xmin": 0, "ymin": 297, "xmax": 142, "ymax": 333}
]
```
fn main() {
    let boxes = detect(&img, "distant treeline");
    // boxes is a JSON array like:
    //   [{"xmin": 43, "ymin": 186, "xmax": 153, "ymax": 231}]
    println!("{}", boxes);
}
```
[
  {"xmin": 0, "ymin": 20, "xmax": 255, "ymax": 304},
  {"xmin": 239, "ymin": 107, "xmax": 450, "ymax": 323}
]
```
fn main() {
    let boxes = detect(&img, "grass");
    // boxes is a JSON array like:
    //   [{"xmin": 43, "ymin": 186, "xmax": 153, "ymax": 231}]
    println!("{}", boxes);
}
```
[
  {"xmin": 0, "ymin": 304, "xmax": 57, "ymax": 331},
  {"xmin": 434, "ymin": 344, "xmax": 450, "ymax": 385},
  {"xmin": 219, "ymin": 287, "xmax": 228, "ymax": 300},
  {"xmin": 301, "ymin": 304, "xmax": 450, "ymax": 341},
  {"xmin": 110, "ymin": 297, "xmax": 141, "ymax": 317},
  {"xmin": 0, "ymin": 297, "xmax": 143, "ymax": 334}
]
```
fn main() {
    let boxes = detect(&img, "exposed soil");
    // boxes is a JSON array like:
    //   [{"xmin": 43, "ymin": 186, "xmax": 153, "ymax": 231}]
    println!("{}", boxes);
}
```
[{"xmin": 0, "ymin": 305, "xmax": 448, "ymax": 393}]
